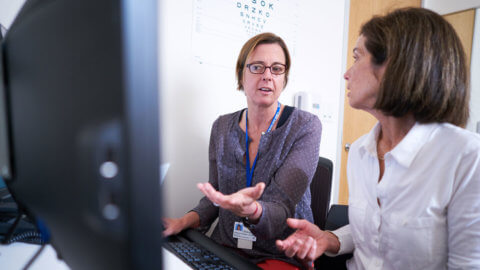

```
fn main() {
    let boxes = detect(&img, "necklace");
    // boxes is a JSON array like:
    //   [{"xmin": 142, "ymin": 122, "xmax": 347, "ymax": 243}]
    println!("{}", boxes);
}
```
[{"xmin": 377, "ymin": 137, "xmax": 386, "ymax": 161}]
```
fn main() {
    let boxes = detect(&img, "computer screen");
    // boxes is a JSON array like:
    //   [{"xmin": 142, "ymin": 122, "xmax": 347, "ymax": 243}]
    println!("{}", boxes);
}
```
[{"xmin": 0, "ymin": 0, "xmax": 163, "ymax": 269}]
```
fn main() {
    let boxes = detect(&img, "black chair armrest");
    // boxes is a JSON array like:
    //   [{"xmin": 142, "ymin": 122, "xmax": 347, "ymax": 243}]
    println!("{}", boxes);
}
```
[
  {"xmin": 324, "ymin": 204, "xmax": 349, "ymax": 231},
  {"xmin": 315, "ymin": 204, "xmax": 352, "ymax": 270}
]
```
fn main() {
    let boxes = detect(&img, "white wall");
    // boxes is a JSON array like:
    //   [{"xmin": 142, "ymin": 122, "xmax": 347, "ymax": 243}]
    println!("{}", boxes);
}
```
[
  {"xmin": 0, "ymin": 0, "xmax": 25, "ymax": 35},
  {"xmin": 422, "ymin": 0, "xmax": 480, "ymax": 15},
  {"xmin": 159, "ymin": 0, "xmax": 348, "ymax": 217}
]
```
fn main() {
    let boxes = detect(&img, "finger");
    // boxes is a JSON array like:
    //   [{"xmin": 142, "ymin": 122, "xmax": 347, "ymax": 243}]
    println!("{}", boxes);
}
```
[
  {"xmin": 278, "ymin": 232, "xmax": 301, "ymax": 248},
  {"xmin": 256, "ymin": 182, "xmax": 265, "ymax": 191},
  {"xmin": 286, "ymin": 218, "xmax": 311, "ymax": 231},
  {"xmin": 252, "ymin": 182, "xmax": 265, "ymax": 199},
  {"xmin": 162, "ymin": 217, "xmax": 170, "ymax": 225},
  {"xmin": 297, "ymin": 236, "xmax": 314, "ymax": 259},
  {"xmin": 275, "ymin": 240, "xmax": 284, "ymax": 250},
  {"xmin": 244, "ymin": 182, "xmax": 265, "ymax": 200},
  {"xmin": 162, "ymin": 218, "xmax": 172, "ymax": 230},
  {"xmin": 285, "ymin": 238, "xmax": 302, "ymax": 258},
  {"xmin": 276, "ymin": 240, "xmax": 287, "ymax": 251},
  {"xmin": 162, "ymin": 218, "xmax": 178, "ymax": 237},
  {"xmin": 307, "ymin": 237, "xmax": 318, "ymax": 261},
  {"xmin": 163, "ymin": 225, "xmax": 175, "ymax": 237},
  {"xmin": 196, "ymin": 183, "xmax": 208, "ymax": 195},
  {"xmin": 197, "ymin": 184, "xmax": 213, "ymax": 201},
  {"xmin": 197, "ymin": 182, "xmax": 213, "ymax": 195},
  {"xmin": 197, "ymin": 183, "xmax": 225, "ymax": 205},
  {"xmin": 207, "ymin": 185, "xmax": 227, "ymax": 203},
  {"xmin": 276, "ymin": 232, "xmax": 293, "ymax": 247}
]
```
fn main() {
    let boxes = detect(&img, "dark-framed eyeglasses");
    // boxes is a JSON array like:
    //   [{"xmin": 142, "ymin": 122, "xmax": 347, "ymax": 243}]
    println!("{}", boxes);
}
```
[{"xmin": 246, "ymin": 63, "xmax": 286, "ymax": 75}]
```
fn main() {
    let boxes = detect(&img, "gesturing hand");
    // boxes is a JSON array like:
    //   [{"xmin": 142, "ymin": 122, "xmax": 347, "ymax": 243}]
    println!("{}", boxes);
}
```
[
  {"xmin": 197, "ymin": 182, "xmax": 265, "ymax": 219},
  {"xmin": 276, "ymin": 218, "xmax": 340, "ymax": 263}
]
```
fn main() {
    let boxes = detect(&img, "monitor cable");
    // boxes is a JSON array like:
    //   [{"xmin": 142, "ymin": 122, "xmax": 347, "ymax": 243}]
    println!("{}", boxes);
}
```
[
  {"xmin": 1, "ymin": 210, "xmax": 24, "ymax": 244},
  {"xmin": 22, "ymin": 244, "xmax": 46, "ymax": 270},
  {"xmin": 6, "ymin": 230, "xmax": 44, "ymax": 244},
  {"xmin": 1, "ymin": 209, "xmax": 44, "ymax": 245}
]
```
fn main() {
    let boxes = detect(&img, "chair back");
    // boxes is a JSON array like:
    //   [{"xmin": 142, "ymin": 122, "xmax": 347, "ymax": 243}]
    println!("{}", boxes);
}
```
[{"xmin": 309, "ymin": 156, "xmax": 333, "ymax": 230}]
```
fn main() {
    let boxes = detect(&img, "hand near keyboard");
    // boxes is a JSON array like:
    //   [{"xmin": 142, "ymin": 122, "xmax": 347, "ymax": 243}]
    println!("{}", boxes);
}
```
[
  {"xmin": 197, "ymin": 182, "xmax": 265, "ymax": 222},
  {"xmin": 163, "ymin": 211, "xmax": 200, "ymax": 237}
]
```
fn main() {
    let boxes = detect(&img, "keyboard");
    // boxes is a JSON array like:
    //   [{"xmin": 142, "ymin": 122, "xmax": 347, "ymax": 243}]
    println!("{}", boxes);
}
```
[
  {"xmin": 166, "ymin": 240, "xmax": 234, "ymax": 269},
  {"xmin": 164, "ymin": 229, "xmax": 260, "ymax": 270}
]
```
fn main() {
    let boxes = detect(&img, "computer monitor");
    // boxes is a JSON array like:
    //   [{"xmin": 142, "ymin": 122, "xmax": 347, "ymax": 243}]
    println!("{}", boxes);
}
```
[{"xmin": 0, "ymin": 0, "xmax": 163, "ymax": 269}]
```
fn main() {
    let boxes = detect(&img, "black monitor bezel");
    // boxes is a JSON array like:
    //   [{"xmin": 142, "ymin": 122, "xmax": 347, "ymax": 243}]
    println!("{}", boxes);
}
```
[{"xmin": 1, "ymin": 0, "xmax": 163, "ymax": 268}]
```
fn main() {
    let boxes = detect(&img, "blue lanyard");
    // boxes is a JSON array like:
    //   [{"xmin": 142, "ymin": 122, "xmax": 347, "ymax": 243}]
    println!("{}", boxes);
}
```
[{"xmin": 245, "ymin": 102, "xmax": 281, "ymax": 187}]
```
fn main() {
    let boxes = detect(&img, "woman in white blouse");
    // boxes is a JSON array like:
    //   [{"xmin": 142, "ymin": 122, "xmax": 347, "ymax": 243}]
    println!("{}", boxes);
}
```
[{"xmin": 276, "ymin": 7, "xmax": 480, "ymax": 270}]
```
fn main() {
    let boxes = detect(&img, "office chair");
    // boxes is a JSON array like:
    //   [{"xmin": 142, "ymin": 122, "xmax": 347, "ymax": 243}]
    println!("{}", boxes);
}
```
[
  {"xmin": 309, "ymin": 156, "xmax": 333, "ymax": 230},
  {"xmin": 315, "ymin": 204, "xmax": 352, "ymax": 269},
  {"xmin": 324, "ymin": 204, "xmax": 349, "ymax": 231},
  {"xmin": 309, "ymin": 157, "xmax": 352, "ymax": 269}
]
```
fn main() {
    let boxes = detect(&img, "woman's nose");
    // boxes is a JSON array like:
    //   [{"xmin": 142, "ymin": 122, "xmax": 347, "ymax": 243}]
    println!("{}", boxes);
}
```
[
  {"xmin": 343, "ymin": 70, "xmax": 350, "ymax": 80},
  {"xmin": 262, "ymin": 68, "xmax": 273, "ymax": 81}
]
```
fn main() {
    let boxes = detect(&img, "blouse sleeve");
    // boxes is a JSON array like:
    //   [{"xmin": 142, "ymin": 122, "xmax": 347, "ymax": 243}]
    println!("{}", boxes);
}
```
[
  {"xmin": 324, "ymin": 225, "xmax": 354, "ymax": 256},
  {"xmin": 251, "ymin": 115, "xmax": 322, "ymax": 239},
  {"xmin": 447, "ymin": 147, "xmax": 480, "ymax": 268}
]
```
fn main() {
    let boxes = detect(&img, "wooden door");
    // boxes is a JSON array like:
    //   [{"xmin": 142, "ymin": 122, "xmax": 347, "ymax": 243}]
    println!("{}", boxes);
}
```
[
  {"xmin": 444, "ymin": 9, "xmax": 476, "ymax": 72},
  {"xmin": 338, "ymin": 0, "xmax": 421, "ymax": 204}
]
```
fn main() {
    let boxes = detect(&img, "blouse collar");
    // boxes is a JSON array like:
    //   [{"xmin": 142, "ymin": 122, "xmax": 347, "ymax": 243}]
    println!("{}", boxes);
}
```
[{"xmin": 359, "ymin": 122, "xmax": 439, "ymax": 168}]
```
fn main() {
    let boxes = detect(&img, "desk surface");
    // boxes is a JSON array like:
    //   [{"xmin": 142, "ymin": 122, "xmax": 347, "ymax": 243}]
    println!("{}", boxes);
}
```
[
  {"xmin": 0, "ymin": 243, "xmax": 192, "ymax": 270},
  {"xmin": 0, "ymin": 243, "xmax": 69, "ymax": 270}
]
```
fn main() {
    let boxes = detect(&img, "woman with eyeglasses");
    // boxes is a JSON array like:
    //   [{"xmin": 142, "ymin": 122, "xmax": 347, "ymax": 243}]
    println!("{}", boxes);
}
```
[{"xmin": 163, "ymin": 32, "xmax": 322, "ymax": 269}]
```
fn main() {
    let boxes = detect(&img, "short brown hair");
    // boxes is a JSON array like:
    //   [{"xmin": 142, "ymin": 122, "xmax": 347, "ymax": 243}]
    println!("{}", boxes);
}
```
[
  {"xmin": 235, "ymin": 32, "xmax": 291, "ymax": 90},
  {"xmin": 361, "ymin": 7, "xmax": 469, "ymax": 126}
]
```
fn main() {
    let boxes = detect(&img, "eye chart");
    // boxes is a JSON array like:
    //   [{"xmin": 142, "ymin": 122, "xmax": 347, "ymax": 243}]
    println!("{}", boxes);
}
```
[{"xmin": 192, "ymin": 0, "xmax": 300, "ymax": 67}]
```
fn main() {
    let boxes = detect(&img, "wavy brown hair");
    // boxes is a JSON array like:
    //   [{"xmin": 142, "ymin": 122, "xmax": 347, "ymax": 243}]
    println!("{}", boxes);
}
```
[
  {"xmin": 235, "ymin": 32, "xmax": 291, "ymax": 91},
  {"xmin": 361, "ymin": 7, "xmax": 469, "ymax": 126}
]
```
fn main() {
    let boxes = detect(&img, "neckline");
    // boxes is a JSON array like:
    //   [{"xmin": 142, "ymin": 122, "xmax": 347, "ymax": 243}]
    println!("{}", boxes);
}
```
[{"xmin": 237, "ymin": 105, "xmax": 294, "ymax": 133}]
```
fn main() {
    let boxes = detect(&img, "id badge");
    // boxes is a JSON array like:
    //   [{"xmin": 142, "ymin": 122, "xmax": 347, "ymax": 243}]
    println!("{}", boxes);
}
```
[{"xmin": 233, "ymin": 221, "xmax": 256, "ymax": 249}]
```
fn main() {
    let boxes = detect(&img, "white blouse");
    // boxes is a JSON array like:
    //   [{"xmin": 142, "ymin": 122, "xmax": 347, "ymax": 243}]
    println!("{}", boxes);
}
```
[{"xmin": 333, "ymin": 122, "xmax": 480, "ymax": 270}]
